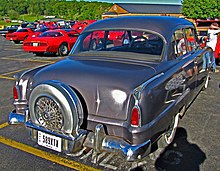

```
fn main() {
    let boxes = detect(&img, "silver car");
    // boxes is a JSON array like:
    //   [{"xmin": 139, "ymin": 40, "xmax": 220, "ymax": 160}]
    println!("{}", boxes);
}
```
[{"xmin": 9, "ymin": 16, "xmax": 211, "ymax": 161}]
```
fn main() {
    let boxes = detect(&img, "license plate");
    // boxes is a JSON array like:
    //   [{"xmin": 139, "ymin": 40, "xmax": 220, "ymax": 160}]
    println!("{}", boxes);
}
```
[
  {"xmin": 38, "ymin": 131, "xmax": 62, "ymax": 152},
  {"xmin": 33, "ymin": 43, "xmax": 38, "ymax": 46}
]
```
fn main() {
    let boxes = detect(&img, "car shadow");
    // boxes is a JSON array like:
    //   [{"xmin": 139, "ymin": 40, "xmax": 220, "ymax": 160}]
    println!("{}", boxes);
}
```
[
  {"xmin": 34, "ymin": 52, "xmax": 57, "ymax": 57},
  {"xmin": 154, "ymin": 127, "xmax": 206, "ymax": 171}
]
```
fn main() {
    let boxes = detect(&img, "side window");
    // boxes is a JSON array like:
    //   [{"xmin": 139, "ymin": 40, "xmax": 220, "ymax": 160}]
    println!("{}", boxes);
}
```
[
  {"xmin": 174, "ymin": 29, "xmax": 186, "ymax": 57},
  {"xmin": 185, "ymin": 28, "xmax": 197, "ymax": 52}
]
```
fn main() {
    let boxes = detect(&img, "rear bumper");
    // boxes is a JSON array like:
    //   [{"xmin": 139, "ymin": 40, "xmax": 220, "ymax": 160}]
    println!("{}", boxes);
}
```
[
  {"xmin": 23, "ymin": 46, "xmax": 48, "ymax": 53},
  {"xmin": 8, "ymin": 110, "xmax": 151, "ymax": 161},
  {"xmin": 23, "ymin": 45, "xmax": 58, "ymax": 53}
]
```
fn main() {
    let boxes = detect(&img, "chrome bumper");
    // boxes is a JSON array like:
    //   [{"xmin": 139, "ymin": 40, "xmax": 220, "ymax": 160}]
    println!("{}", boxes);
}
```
[{"xmin": 9, "ymin": 110, "xmax": 151, "ymax": 161}]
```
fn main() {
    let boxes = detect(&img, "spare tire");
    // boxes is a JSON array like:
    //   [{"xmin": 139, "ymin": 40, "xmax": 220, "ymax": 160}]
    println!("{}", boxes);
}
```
[{"xmin": 29, "ymin": 81, "xmax": 83, "ymax": 135}]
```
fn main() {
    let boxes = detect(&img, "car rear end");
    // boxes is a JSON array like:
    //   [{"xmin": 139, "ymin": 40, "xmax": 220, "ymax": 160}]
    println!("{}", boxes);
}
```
[
  {"xmin": 6, "ymin": 33, "xmax": 18, "ymax": 41},
  {"xmin": 23, "ymin": 40, "xmax": 50, "ymax": 53}
]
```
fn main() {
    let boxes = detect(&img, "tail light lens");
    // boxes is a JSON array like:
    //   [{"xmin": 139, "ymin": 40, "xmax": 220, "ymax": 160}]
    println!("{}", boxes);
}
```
[
  {"xmin": 39, "ymin": 43, "xmax": 47, "ymax": 46},
  {"xmin": 13, "ymin": 86, "xmax": 18, "ymax": 100},
  {"xmin": 131, "ymin": 106, "xmax": 140, "ymax": 127}
]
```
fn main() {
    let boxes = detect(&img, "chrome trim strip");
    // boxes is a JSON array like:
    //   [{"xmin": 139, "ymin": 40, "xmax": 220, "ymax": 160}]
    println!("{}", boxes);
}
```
[
  {"xmin": 133, "ymin": 72, "xmax": 165, "ymax": 98},
  {"xmin": 13, "ymin": 100, "xmax": 27, "ymax": 105},
  {"xmin": 25, "ymin": 121, "xmax": 76, "ymax": 141}
]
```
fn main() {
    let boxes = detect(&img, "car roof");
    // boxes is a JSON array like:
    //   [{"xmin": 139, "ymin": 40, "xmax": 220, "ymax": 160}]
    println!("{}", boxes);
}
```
[{"xmin": 83, "ymin": 16, "xmax": 194, "ymax": 41}]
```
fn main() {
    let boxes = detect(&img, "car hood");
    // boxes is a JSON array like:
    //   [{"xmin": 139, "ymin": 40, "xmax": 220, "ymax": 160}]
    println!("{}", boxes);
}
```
[{"xmin": 32, "ymin": 56, "xmax": 159, "ymax": 121}]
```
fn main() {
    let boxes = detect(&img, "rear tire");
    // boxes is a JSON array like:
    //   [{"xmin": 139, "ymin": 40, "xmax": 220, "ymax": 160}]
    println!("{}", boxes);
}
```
[
  {"xmin": 149, "ymin": 113, "xmax": 179, "ymax": 160},
  {"xmin": 58, "ymin": 43, "xmax": 68, "ymax": 56},
  {"xmin": 29, "ymin": 81, "xmax": 83, "ymax": 135}
]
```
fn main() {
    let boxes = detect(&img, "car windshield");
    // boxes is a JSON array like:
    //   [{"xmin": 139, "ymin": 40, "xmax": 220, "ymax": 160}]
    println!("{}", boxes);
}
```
[
  {"xmin": 70, "ymin": 30, "xmax": 164, "ymax": 61},
  {"xmin": 39, "ymin": 31, "xmax": 63, "ymax": 37}
]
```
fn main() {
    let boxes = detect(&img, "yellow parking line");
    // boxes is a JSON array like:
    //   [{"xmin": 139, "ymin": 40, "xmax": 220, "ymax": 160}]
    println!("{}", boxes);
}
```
[
  {"xmin": 1, "ymin": 53, "xmax": 27, "ymax": 58},
  {"xmin": 1, "ymin": 57, "xmax": 55, "ymax": 63},
  {"xmin": 0, "ymin": 136, "xmax": 100, "ymax": 171},
  {"xmin": 0, "ymin": 75, "xmax": 15, "ymax": 80},
  {"xmin": 0, "ymin": 122, "xmax": 9, "ymax": 129},
  {"xmin": 2, "ymin": 67, "xmax": 33, "ymax": 76}
]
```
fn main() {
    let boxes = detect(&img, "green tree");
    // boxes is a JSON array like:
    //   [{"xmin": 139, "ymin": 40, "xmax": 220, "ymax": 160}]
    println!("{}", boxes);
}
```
[
  {"xmin": 182, "ymin": 0, "xmax": 220, "ymax": 19},
  {"xmin": 7, "ymin": 10, "xmax": 19, "ymax": 19},
  {"xmin": 0, "ymin": 0, "xmax": 112, "ymax": 20}
]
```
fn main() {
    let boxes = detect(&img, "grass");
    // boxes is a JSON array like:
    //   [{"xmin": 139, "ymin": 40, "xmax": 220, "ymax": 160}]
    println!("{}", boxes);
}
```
[
  {"xmin": 0, "ymin": 15, "xmax": 45, "ymax": 27},
  {"xmin": 0, "ymin": 20, "xmax": 12, "ymax": 26},
  {"xmin": 19, "ymin": 15, "xmax": 44, "ymax": 22}
]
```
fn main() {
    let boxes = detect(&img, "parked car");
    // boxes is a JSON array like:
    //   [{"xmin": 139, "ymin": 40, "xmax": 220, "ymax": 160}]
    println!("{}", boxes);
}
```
[
  {"xmin": 71, "ymin": 19, "xmax": 96, "ymax": 33},
  {"xmin": 7, "ymin": 24, "xmax": 20, "ymax": 33},
  {"xmin": 9, "ymin": 16, "xmax": 211, "ymax": 161},
  {"xmin": 22, "ymin": 29, "xmax": 79, "ymax": 56},
  {"xmin": 28, "ymin": 27, "xmax": 51, "ymax": 38},
  {"xmin": 0, "ymin": 26, "xmax": 8, "ymax": 37},
  {"xmin": 215, "ymin": 33, "xmax": 220, "ymax": 63},
  {"xmin": 0, "ymin": 25, "xmax": 19, "ymax": 37},
  {"xmin": 6, "ymin": 28, "xmax": 35, "ymax": 44},
  {"xmin": 0, "ymin": 25, "xmax": 4, "ymax": 29}
]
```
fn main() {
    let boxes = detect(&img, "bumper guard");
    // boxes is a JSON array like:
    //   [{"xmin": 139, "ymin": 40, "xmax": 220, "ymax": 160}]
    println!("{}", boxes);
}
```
[{"xmin": 8, "ymin": 110, "xmax": 151, "ymax": 161}]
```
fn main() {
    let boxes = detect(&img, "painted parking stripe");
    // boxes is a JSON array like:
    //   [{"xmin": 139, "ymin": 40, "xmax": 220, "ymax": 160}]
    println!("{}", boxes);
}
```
[
  {"xmin": 1, "ymin": 57, "xmax": 55, "ymax": 63},
  {"xmin": 0, "ymin": 135, "xmax": 100, "ymax": 171},
  {"xmin": 0, "ymin": 75, "xmax": 15, "ymax": 80},
  {"xmin": 0, "ymin": 122, "xmax": 9, "ymax": 129},
  {"xmin": 0, "ymin": 53, "xmax": 27, "ymax": 58},
  {"xmin": 1, "ymin": 67, "xmax": 34, "ymax": 76}
]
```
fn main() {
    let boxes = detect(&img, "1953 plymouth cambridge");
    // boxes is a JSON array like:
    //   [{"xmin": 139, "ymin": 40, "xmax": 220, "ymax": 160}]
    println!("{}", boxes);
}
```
[{"xmin": 9, "ymin": 16, "xmax": 212, "ymax": 161}]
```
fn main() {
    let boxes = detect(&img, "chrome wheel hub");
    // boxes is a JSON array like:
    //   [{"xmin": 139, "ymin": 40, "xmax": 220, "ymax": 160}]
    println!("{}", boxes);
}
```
[
  {"xmin": 61, "ymin": 46, "xmax": 68, "ymax": 54},
  {"xmin": 35, "ymin": 96, "xmax": 64, "ymax": 130}
]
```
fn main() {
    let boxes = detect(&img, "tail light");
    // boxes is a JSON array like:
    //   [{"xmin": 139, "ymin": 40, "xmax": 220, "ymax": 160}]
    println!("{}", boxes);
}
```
[
  {"xmin": 131, "ymin": 106, "xmax": 141, "ymax": 127},
  {"xmin": 13, "ymin": 86, "xmax": 18, "ymax": 100},
  {"xmin": 39, "ymin": 43, "xmax": 47, "ymax": 46}
]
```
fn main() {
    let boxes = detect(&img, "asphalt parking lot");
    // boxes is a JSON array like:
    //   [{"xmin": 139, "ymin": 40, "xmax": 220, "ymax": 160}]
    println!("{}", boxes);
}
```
[{"xmin": 0, "ymin": 36, "xmax": 219, "ymax": 171}]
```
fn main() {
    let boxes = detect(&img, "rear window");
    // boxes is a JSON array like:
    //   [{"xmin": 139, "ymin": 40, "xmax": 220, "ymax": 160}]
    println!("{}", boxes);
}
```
[
  {"xmin": 71, "ymin": 29, "xmax": 164, "ymax": 60},
  {"xmin": 39, "ymin": 32, "xmax": 63, "ymax": 37},
  {"xmin": 17, "ymin": 29, "xmax": 28, "ymax": 32}
]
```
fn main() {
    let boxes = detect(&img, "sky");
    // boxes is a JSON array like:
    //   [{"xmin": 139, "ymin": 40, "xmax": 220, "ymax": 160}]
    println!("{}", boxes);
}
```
[{"xmin": 84, "ymin": 0, "xmax": 182, "ymax": 4}]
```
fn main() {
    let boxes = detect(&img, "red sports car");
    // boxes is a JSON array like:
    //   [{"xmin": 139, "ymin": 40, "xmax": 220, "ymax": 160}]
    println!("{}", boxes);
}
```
[
  {"xmin": 23, "ymin": 29, "xmax": 79, "ymax": 56},
  {"xmin": 28, "ymin": 27, "xmax": 51, "ymax": 38},
  {"xmin": 215, "ymin": 33, "xmax": 220, "ymax": 63},
  {"xmin": 6, "ymin": 28, "xmax": 35, "ymax": 44},
  {"xmin": 71, "ymin": 20, "xmax": 96, "ymax": 33}
]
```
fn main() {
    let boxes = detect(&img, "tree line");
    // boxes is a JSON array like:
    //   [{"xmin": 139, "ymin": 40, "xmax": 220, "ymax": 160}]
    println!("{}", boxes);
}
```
[
  {"xmin": 0, "ymin": 0, "xmax": 112, "ymax": 20},
  {"xmin": 181, "ymin": 0, "xmax": 220, "ymax": 19},
  {"xmin": 0, "ymin": 0, "xmax": 219, "ymax": 21}
]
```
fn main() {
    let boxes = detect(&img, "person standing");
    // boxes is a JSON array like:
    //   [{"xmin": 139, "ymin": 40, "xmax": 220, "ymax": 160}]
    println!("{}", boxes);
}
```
[{"xmin": 206, "ymin": 23, "xmax": 220, "ymax": 72}]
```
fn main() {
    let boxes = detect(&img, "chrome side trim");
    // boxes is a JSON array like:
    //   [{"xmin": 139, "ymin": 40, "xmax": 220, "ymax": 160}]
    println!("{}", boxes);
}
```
[
  {"xmin": 133, "ymin": 72, "xmax": 165, "ymax": 99},
  {"xmin": 132, "ymin": 73, "xmax": 164, "ymax": 128}
]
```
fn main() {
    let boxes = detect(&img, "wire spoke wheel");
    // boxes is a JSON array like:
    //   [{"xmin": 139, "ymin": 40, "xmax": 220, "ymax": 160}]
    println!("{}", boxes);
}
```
[{"xmin": 35, "ymin": 96, "xmax": 64, "ymax": 131}]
